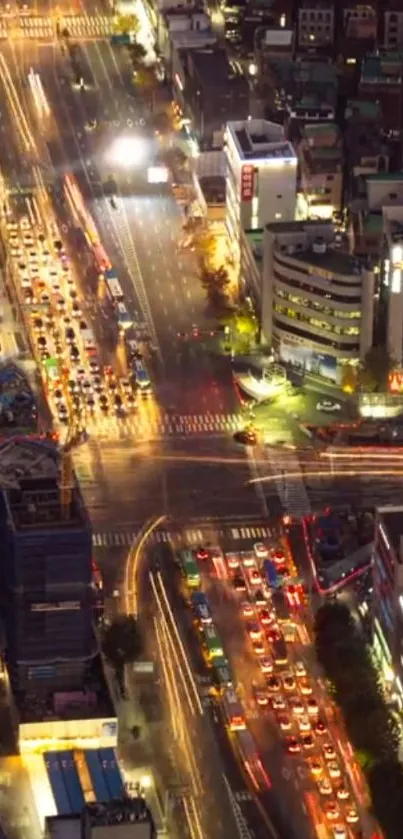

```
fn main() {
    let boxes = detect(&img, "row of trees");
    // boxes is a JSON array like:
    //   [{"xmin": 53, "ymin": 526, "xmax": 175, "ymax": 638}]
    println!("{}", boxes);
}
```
[{"xmin": 314, "ymin": 602, "xmax": 403, "ymax": 838}]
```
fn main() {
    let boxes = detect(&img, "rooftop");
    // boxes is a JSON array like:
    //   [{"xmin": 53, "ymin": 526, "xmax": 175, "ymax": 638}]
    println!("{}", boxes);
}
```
[
  {"xmin": 361, "ymin": 53, "xmax": 403, "ymax": 83},
  {"xmin": 85, "ymin": 798, "xmax": 154, "ymax": 831},
  {"xmin": 366, "ymin": 173, "xmax": 403, "ymax": 182},
  {"xmin": 362, "ymin": 213, "xmax": 383, "ymax": 234},
  {"xmin": 189, "ymin": 47, "xmax": 245, "ymax": 87},
  {"xmin": 0, "ymin": 438, "xmax": 88, "ymax": 531},
  {"xmin": 18, "ymin": 655, "xmax": 114, "ymax": 722},
  {"xmin": 302, "ymin": 147, "xmax": 342, "ymax": 174},
  {"xmin": 345, "ymin": 99, "xmax": 382, "ymax": 121},
  {"xmin": 0, "ymin": 362, "xmax": 37, "ymax": 436},
  {"xmin": 377, "ymin": 506, "xmax": 403, "ymax": 565},
  {"xmin": 265, "ymin": 219, "xmax": 333, "ymax": 236},
  {"xmin": 303, "ymin": 122, "xmax": 339, "ymax": 140},
  {"xmin": 292, "ymin": 246, "xmax": 365, "ymax": 278},
  {"xmin": 227, "ymin": 118, "xmax": 296, "ymax": 162}
]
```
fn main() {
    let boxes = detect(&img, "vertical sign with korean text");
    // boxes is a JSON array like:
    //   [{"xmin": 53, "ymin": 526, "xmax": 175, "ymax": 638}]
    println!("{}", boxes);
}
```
[{"xmin": 241, "ymin": 164, "xmax": 254, "ymax": 201}]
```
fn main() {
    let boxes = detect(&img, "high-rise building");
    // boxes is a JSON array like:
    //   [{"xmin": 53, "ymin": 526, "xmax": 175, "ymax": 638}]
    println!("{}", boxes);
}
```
[
  {"xmin": 372, "ymin": 506, "xmax": 403, "ymax": 709},
  {"xmin": 0, "ymin": 438, "xmax": 97, "ymax": 691},
  {"xmin": 225, "ymin": 118, "xmax": 297, "ymax": 250},
  {"xmin": 261, "ymin": 221, "xmax": 374, "ymax": 381}
]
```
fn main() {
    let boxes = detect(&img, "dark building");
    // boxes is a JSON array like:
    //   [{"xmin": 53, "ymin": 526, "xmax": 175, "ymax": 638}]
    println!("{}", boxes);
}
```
[
  {"xmin": 0, "ymin": 438, "xmax": 97, "ymax": 691},
  {"xmin": 181, "ymin": 47, "xmax": 249, "ymax": 145}
]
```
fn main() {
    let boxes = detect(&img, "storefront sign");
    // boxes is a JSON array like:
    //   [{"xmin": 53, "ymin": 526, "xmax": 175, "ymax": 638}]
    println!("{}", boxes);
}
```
[{"xmin": 241, "ymin": 165, "xmax": 254, "ymax": 201}]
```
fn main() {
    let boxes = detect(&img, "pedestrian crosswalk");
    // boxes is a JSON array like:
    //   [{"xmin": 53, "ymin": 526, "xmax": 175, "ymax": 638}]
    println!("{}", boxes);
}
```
[
  {"xmin": 86, "ymin": 411, "xmax": 241, "ymax": 441},
  {"xmin": 263, "ymin": 447, "xmax": 311, "ymax": 519},
  {"xmin": 92, "ymin": 524, "xmax": 272, "ymax": 549},
  {"xmin": 0, "ymin": 15, "xmax": 113, "ymax": 41}
]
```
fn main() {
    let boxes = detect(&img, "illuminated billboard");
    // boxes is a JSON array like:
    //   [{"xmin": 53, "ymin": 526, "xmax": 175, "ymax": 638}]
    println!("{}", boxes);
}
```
[{"xmin": 241, "ymin": 164, "xmax": 254, "ymax": 201}]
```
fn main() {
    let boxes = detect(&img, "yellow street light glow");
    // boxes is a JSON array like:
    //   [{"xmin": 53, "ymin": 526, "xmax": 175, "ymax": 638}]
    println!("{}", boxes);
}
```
[{"xmin": 107, "ymin": 136, "xmax": 149, "ymax": 168}]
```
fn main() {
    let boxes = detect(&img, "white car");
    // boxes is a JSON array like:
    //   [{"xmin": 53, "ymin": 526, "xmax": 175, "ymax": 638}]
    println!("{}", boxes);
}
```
[
  {"xmin": 316, "ymin": 400, "xmax": 341, "ymax": 413},
  {"xmin": 253, "ymin": 542, "xmax": 268, "ymax": 559}
]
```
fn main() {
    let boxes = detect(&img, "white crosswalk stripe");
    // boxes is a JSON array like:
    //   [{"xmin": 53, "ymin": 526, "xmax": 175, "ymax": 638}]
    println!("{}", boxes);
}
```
[
  {"xmin": 263, "ymin": 447, "xmax": 311, "ymax": 519},
  {"xmin": 85, "ymin": 411, "xmax": 241, "ymax": 441},
  {"xmin": 92, "ymin": 524, "xmax": 273, "ymax": 549}
]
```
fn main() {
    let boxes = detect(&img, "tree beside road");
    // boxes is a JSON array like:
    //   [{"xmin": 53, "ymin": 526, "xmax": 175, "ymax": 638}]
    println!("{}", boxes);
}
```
[{"xmin": 314, "ymin": 601, "xmax": 403, "ymax": 839}]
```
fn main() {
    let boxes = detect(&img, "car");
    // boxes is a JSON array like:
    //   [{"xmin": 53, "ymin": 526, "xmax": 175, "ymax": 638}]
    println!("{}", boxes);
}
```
[
  {"xmin": 345, "ymin": 808, "xmax": 359, "ymax": 824},
  {"xmin": 336, "ymin": 787, "xmax": 350, "ymax": 801},
  {"xmin": 298, "ymin": 716, "xmax": 311, "ymax": 732},
  {"xmin": 86, "ymin": 397, "xmax": 95, "ymax": 411},
  {"xmin": 196, "ymin": 547, "xmax": 209, "ymax": 561},
  {"xmin": 318, "ymin": 779, "xmax": 333, "ymax": 796},
  {"xmin": 265, "ymin": 627, "xmax": 281, "ymax": 643},
  {"xmin": 255, "ymin": 689, "xmax": 269, "ymax": 707},
  {"xmin": 65, "ymin": 327, "xmax": 76, "ymax": 344},
  {"xmin": 233, "ymin": 428, "xmax": 258, "ymax": 446},
  {"xmin": 286, "ymin": 736, "xmax": 300, "ymax": 754},
  {"xmin": 271, "ymin": 695, "xmax": 286, "ymax": 711},
  {"xmin": 70, "ymin": 347, "xmax": 80, "ymax": 361},
  {"xmin": 266, "ymin": 676, "xmax": 281, "ymax": 693},
  {"xmin": 53, "ymin": 389, "xmax": 64, "ymax": 403},
  {"xmin": 323, "ymin": 744, "xmax": 336, "ymax": 761},
  {"xmin": 282, "ymin": 673, "xmax": 296, "ymax": 692},
  {"xmin": 331, "ymin": 828, "xmax": 347, "ymax": 839},
  {"xmin": 127, "ymin": 393, "xmax": 137, "ymax": 409},
  {"xmin": 253, "ymin": 542, "xmax": 268, "ymax": 559},
  {"xmin": 309, "ymin": 759, "xmax": 323, "ymax": 778},
  {"xmin": 37, "ymin": 335, "xmax": 47, "ymax": 348},
  {"xmin": 290, "ymin": 697, "xmax": 305, "ymax": 715},
  {"xmin": 307, "ymin": 698, "xmax": 318, "ymax": 716},
  {"xmin": 259, "ymin": 608, "xmax": 274, "ymax": 626},
  {"xmin": 241, "ymin": 601, "xmax": 254, "ymax": 618},
  {"xmin": 294, "ymin": 661, "xmax": 307, "ymax": 678},
  {"xmin": 301, "ymin": 733, "xmax": 314, "ymax": 750},
  {"xmin": 300, "ymin": 678, "xmax": 313, "ymax": 696},
  {"xmin": 324, "ymin": 802, "xmax": 340, "ymax": 822},
  {"xmin": 252, "ymin": 639, "xmax": 265, "ymax": 656},
  {"xmin": 259, "ymin": 657, "xmax": 273, "ymax": 675},
  {"xmin": 249, "ymin": 569, "xmax": 262, "ymax": 586},
  {"xmin": 242, "ymin": 553, "xmax": 256, "ymax": 568},
  {"xmin": 314, "ymin": 720, "xmax": 328, "ymax": 737},
  {"xmin": 277, "ymin": 713, "xmax": 292, "ymax": 731},
  {"xmin": 247, "ymin": 622, "xmax": 262, "ymax": 640},
  {"xmin": 272, "ymin": 548, "xmax": 286, "ymax": 564},
  {"xmin": 72, "ymin": 301, "xmax": 82, "ymax": 317},
  {"xmin": 232, "ymin": 574, "xmax": 246, "ymax": 592},
  {"xmin": 227, "ymin": 553, "xmax": 240, "ymax": 570},
  {"xmin": 253, "ymin": 589, "xmax": 268, "ymax": 606},
  {"xmin": 33, "ymin": 317, "xmax": 44, "ymax": 333},
  {"xmin": 316, "ymin": 399, "xmax": 341, "ymax": 413},
  {"xmin": 328, "ymin": 762, "xmax": 341, "ymax": 779},
  {"xmin": 120, "ymin": 378, "xmax": 131, "ymax": 394}
]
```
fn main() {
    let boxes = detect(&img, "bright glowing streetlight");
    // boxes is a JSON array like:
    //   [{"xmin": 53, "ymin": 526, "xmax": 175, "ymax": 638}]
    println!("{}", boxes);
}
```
[{"xmin": 107, "ymin": 135, "xmax": 149, "ymax": 168}]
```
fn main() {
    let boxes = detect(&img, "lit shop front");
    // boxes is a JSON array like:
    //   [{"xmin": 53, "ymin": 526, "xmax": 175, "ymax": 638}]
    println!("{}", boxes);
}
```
[{"xmin": 19, "ymin": 716, "xmax": 118, "ymax": 754}]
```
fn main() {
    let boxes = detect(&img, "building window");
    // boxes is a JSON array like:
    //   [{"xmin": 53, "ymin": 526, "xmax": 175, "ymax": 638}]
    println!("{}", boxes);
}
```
[
  {"xmin": 389, "ymin": 13, "xmax": 398, "ymax": 23},
  {"xmin": 276, "ymin": 194, "xmax": 282, "ymax": 199},
  {"xmin": 390, "ymin": 192, "xmax": 398, "ymax": 199}
]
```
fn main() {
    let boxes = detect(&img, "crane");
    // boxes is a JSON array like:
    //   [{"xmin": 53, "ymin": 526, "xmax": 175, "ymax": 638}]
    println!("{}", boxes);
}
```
[{"xmin": 60, "ymin": 422, "xmax": 87, "ymax": 521}]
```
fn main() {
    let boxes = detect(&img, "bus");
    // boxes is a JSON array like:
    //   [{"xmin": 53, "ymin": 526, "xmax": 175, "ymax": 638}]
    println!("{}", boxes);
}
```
[
  {"xmin": 191, "ymin": 591, "xmax": 212, "ymax": 625},
  {"xmin": 179, "ymin": 550, "xmax": 201, "ymax": 589},
  {"xmin": 222, "ymin": 688, "xmax": 246, "ymax": 731},
  {"xmin": 105, "ymin": 273, "xmax": 124, "ymax": 304},
  {"xmin": 212, "ymin": 656, "xmax": 233, "ymax": 691},
  {"xmin": 134, "ymin": 359, "xmax": 151, "ymax": 394},
  {"xmin": 203, "ymin": 624, "xmax": 224, "ymax": 660}
]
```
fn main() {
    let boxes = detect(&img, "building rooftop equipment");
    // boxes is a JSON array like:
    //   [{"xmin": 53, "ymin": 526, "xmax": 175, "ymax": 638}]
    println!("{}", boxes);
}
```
[
  {"xmin": 18, "ymin": 655, "xmax": 115, "ymax": 722},
  {"xmin": 84, "ymin": 798, "xmax": 155, "ymax": 839},
  {"xmin": 227, "ymin": 118, "xmax": 295, "ymax": 162}
]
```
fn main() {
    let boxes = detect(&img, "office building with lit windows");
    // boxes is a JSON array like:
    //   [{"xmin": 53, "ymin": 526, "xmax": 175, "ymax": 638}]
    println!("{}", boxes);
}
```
[
  {"xmin": 225, "ymin": 119, "xmax": 297, "ymax": 253},
  {"xmin": 372, "ymin": 506, "xmax": 403, "ymax": 709},
  {"xmin": 382, "ymin": 203, "xmax": 403, "ymax": 366},
  {"xmin": 260, "ymin": 220, "xmax": 374, "ymax": 381}
]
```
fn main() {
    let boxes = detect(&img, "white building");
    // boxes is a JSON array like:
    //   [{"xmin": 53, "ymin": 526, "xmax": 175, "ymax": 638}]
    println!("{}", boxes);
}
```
[
  {"xmin": 261, "ymin": 221, "xmax": 374, "ymax": 382},
  {"xmin": 225, "ymin": 119, "xmax": 297, "ymax": 246},
  {"xmin": 383, "ymin": 206, "xmax": 403, "ymax": 366}
]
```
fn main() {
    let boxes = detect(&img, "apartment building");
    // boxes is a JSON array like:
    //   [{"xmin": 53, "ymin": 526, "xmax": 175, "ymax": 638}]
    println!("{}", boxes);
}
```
[
  {"xmin": 225, "ymin": 118, "xmax": 297, "ymax": 247},
  {"xmin": 297, "ymin": 122, "xmax": 343, "ymax": 219},
  {"xmin": 372, "ymin": 506, "xmax": 403, "ymax": 708}
]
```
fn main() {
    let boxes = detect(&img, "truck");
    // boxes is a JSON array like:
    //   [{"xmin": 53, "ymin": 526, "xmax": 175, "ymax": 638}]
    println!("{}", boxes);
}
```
[{"xmin": 272, "ymin": 635, "xmax": 288, "ymax": 666}]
